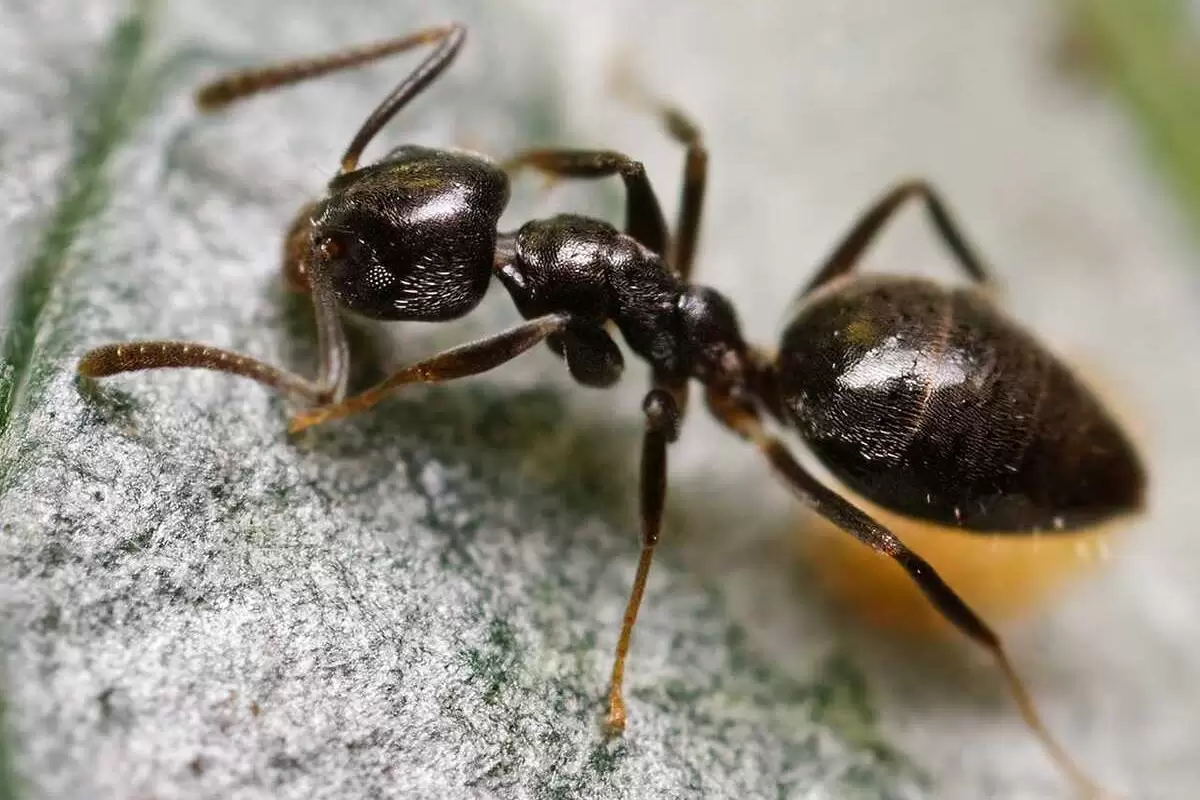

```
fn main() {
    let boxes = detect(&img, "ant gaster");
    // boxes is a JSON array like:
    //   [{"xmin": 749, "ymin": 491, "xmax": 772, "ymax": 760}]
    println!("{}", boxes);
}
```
[{"xmin": 77, "ymin": 23, "xmax": 1145, "ymax": 798}]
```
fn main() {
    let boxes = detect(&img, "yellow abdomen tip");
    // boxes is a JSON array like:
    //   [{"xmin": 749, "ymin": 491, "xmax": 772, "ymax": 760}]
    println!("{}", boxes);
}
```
[{"xmin": 797, "ymin": 497, "xmax": 1127, "ymax": 638}]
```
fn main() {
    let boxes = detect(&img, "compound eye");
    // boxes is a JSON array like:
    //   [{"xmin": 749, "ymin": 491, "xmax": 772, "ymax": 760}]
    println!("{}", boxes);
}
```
[{"xmin": 310, "ymin": 229, "xmax": 398, "ymax": 317}]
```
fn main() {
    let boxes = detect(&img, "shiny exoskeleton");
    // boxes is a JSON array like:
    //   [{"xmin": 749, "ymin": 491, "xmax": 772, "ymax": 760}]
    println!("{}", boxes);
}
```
[
  {"xmin": 76, "ymin": 24, "xmax": 1144, "ymax": 799},
  {"xmin": 779, "ymin": 276, "xmax": 1143, "ymax": 533}
]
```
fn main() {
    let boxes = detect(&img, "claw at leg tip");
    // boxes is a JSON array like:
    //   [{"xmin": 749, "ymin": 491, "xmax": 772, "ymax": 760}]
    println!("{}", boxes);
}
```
[{"xmin": 604, "ymin": 700, "xmax": 627, "ymax": 735}]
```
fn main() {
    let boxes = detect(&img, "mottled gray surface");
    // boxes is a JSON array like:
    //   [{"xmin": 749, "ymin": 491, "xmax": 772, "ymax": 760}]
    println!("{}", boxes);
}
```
[{"xmin": 2, "ymin": 2, "xmax": 1199, "ymax": 800}]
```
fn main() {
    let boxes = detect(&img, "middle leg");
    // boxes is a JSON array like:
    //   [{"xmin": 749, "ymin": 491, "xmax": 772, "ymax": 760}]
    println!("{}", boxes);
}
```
[
  {"xmin": 503, "ymin": 98, "xmax": 709, "ymax": 282},
  {"xmin": 503, "ymin": 149, "xmax": 670, "ymax": 258},
  {"xmin": 606, "ymin": 379, "xmax": 687, "ymax": 732},
  {"xmin": 611, "ymin": 69, "xmax": 709, "ymax": 281}
]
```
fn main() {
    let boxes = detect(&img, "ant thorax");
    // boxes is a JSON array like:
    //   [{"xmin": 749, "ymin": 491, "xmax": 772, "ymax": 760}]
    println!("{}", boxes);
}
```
[{"xmin": 494, "ymin": 216, "xmax": 751, "ymax": 392}]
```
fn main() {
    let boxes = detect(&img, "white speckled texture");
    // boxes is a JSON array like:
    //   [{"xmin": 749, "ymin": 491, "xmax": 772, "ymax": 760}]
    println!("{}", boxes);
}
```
[{"xmin": 2, "ymin": 2, "xmax": 1198, "ymax": 799}]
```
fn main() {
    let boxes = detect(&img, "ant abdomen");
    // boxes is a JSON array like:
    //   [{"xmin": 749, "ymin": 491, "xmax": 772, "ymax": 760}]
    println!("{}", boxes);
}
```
[
  {"xmin": 776, "ymin": 275, "xmax": 1145, "ymax": 532},
  {"xmin": 313, "ymin": 145, "xmax": 510, "ymax": 321}
]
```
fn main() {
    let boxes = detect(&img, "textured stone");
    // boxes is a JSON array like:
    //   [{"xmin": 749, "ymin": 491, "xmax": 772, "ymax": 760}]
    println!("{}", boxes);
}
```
[{"xmin": 0, "ymin": 2, "xmax": 918, "ymax": 799}]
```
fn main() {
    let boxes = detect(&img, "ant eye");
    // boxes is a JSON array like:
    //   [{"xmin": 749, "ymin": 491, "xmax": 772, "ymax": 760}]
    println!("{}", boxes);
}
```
[{"xmin": 316, "ymin": 234, "xmax": 345, "ymax": 260}]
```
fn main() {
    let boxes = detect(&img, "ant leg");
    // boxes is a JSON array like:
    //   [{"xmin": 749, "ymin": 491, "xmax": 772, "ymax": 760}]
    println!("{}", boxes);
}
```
[
  {"xmin": 606, "ymin": 382, "xmax": 686, "ymax": 732},
  {"xmin": 78, "ymin": 297, "xmax": 349, "ymax": 404},
  {"xmin": 662, "ymin": 108, "xmax": 706, "ymax": 282},
  {"xmin": 612, "ymin": 72, "xmax": 708, "ymax": 281},
  {"xmin": 78, "ymin": 340, "xmax": 327, "ymax": 402},
  {"xmin": 801, "ymin": 180, "xmax": 992, "ymax": 297},
  {"xmin": 287, "ymin": 313, "xmax": 571, "ymax": 432},
  {"xmin": 280, "ymin": 203, "xmax": 351, "ymax": 400},
  {"xmin": 78, "ymin": 201, "xmax": 351, "ymax": 404},
  {"xmin": 503, "ymin": 149, "xmax": 669, "ymax": 258},
  {"xmin": 705, "ymin": 386, "xmax": 1105, "ymax": 799},
  {"xmin": 196, "ymin": 23, "xmax": 466, "ymax": 174}
]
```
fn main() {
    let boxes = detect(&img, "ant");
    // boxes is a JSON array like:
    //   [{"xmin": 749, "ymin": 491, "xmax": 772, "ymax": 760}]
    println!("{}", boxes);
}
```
[{"xmin": 77, "ymin": 23, "xmax": 1145, "ymax": 798}]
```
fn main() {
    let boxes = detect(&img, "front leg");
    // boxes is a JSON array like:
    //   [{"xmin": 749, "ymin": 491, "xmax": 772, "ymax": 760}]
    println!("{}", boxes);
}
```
[
  {"xmin": 78, "ymin": 208, "xmax": 351, "ymax": 406},
  {"xmin": 287, "ymin": 313, "xmax": 571, "ymax": 432}
]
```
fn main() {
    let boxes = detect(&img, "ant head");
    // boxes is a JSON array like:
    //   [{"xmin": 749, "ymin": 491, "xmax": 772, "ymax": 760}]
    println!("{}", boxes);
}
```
[{"xmin": 309, "ymin": 145, "xmax": 510, "ymax": 321}]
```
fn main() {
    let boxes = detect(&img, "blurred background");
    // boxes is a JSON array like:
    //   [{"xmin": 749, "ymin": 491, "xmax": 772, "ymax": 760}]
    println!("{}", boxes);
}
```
[{"xmin": 517, "ymin": 3, "xmax": 1200, "ymax": 796}]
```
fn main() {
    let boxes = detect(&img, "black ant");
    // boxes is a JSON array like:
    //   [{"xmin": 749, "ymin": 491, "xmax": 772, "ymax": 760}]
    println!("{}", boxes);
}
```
[{"xmin": 77, "ymin": 23, "xmax": 1145, "ymax": 798}]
